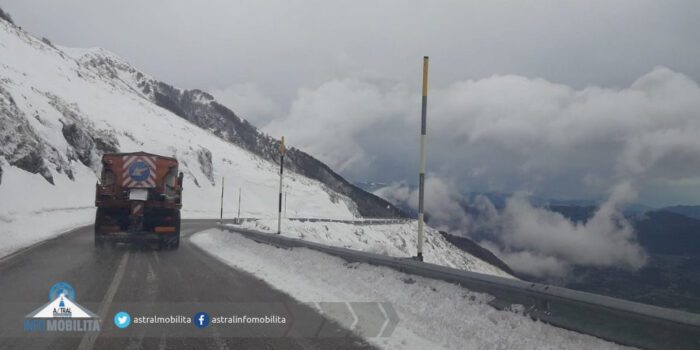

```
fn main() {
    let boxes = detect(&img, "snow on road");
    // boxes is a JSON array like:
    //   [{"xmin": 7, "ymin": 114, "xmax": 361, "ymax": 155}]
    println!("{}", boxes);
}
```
[
  {"xmin": 238, "ymin": 219, "xmax": 513, "ymax": 277},
  {"xmin": 191, "ymin": 228, "xmax": 634, "ymax": 350}
]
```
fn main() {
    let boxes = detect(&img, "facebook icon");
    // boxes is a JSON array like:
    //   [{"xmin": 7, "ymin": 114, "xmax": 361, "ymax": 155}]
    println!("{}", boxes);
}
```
[{"xmin": 193, "ymin": 312, "xmax": 210, "ymax": 328}]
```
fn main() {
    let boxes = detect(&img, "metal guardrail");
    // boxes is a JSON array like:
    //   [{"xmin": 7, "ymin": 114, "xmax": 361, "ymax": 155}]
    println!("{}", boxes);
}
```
[
  {"xmin": 224, "ymin": 217, "xmax": 412, "ymax": 225},
  {"xmin": 287, "ymin": 218, "xmax": 412, "ymax": 225},
  {"xmin": 218, "ymin": 224, "xmax": 700, "ymax": 350}
]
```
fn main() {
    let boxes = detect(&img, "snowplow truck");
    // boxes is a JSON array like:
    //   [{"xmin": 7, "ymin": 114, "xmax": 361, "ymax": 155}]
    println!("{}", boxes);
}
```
[{"xmin": 94, "ymin": 152, "xmax": 183, "ymax": 249}]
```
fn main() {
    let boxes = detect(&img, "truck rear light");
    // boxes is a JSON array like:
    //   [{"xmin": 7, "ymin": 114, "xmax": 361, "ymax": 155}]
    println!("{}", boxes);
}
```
[
  {"xmin": 100, "ymin": 225, "xmax": 120, "ymax": 233},
  {"xmin": 155, "ymin": 226, "xmax": 176, "ymax": 233}
]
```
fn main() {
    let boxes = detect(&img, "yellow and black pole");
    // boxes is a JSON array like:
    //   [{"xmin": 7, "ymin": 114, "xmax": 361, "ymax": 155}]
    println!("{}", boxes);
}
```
[
  {"xmin": 416, "ymin": 56, "xmax": 429, "ymax": 262},
  {"xmin": 277, "ymin": 136, "xmax": 286, "ymax": 234}
]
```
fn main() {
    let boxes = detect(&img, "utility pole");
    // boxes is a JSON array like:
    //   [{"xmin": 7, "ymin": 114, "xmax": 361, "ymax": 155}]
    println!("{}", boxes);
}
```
[
  {"xmin": 416, "ymin": 56, "xmax": 429, "ymax": 262},
  {"xmin": 220, "ymin": 176, "xmax": 225, "ymax": 225},
  {"xmin": 277, "ymin": 137, "xmax": 286, "ymax": 234}
]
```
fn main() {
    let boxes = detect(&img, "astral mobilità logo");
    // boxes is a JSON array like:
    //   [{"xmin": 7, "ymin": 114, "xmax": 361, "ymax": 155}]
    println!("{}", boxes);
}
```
[{"xmin": 24, "ymin": 282, "xmax": 100, "ymax": 332}]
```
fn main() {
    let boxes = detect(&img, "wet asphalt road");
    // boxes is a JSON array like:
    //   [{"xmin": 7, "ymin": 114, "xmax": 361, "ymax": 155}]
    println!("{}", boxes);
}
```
[{"xmin": 0, "ymin": 220, "xmax": 375, "ymax": 349}]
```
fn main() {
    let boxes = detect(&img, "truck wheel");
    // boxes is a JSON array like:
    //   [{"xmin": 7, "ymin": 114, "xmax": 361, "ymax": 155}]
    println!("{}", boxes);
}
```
[
  {"xmin": 159, "ymin": 210, "xmax": 180, "ymax": 250},
  {"xmin": 160, "ymin": 234, "xmax": 179, "ymax": 250},
  {"xmin": 94, "ymin": 208, "xmax": 105, "ymax": 249},
  {"xmin": 172, "ymin": 210, "xmax": 181, "ymax": 249}
]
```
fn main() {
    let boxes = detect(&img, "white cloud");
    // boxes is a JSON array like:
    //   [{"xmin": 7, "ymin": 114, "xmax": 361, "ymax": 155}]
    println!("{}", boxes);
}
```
[
  {"xmin": 374, "ymin": 176, "xmax": 472, "ymax": 233},
  {"xmin": 264, "ymin": 78, "xmax": 413, "ymax": 175},
  {"xmin": 490, "ymin": 182, "xmax": 647, "ymax": 277},
  {"xmin": 373, "ymin": 181, "xmax": 413, "ymax": 207},
  {"xmin": 266, "ymin": 67, "xmax": 700, "ymax": 205},
  {"xmin": 209, "ymin": 83, "xmax": 282, "ymax": 126},
  {"xmin": 376, "ymin": 180, "xmax": 648, "ymax": 278},
  {"xmin": 479, "ymin": 242, "xmax": 570, "ymax": 278}
]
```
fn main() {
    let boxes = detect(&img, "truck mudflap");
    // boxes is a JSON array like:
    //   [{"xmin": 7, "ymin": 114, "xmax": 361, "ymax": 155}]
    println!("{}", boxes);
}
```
[
  {"xmin": 100, "ymin": 231, "xmax": 162, "ymax": 243},
  {"xmin": 95, "ymin": 229, "xmax": 179, "ymax": 250}
]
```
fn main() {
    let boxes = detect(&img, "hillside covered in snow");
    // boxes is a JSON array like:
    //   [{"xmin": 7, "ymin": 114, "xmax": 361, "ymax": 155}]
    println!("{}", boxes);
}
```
[{"xmin": 0, "ymin": 15, "xmax": 512, "ymax": 277}]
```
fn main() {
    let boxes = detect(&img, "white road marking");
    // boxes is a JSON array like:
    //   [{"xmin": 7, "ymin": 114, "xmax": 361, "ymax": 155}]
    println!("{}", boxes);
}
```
[
  {"xmin": 77, "ymin": 251, "xmax": 130, "ymax": 350},
  {"xmin": 346, "ymin": 302, "xmax": 359, "ymax": 331},
  {"xmin": 377, "ymin": 302, "xmax": 390, "ymax": 337}
]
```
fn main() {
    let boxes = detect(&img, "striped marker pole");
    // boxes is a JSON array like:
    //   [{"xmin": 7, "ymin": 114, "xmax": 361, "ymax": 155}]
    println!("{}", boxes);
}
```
[
  {"xmin": 416, "ymin": 56, "xmax": 429, "ymax": 262},
  {"xmin": 277, "ymin": 137, "xmax": 286, "ymax": 234}
]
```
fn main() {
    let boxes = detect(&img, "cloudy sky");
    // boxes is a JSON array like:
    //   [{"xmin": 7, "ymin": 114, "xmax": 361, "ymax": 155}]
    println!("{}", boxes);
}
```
[{"xmin": 4, "ymin": 0, "xmax": 700, "ymax": 206}]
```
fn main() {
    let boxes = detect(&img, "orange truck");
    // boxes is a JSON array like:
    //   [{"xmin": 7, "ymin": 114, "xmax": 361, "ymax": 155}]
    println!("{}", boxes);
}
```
[{"xmin": 94, "ymin": 152, "xmax": 183, "ymax": 249}]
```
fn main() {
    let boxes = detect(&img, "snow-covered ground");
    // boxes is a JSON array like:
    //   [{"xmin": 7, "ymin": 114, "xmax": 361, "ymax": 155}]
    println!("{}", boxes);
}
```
[
  {"xmin": 191, "ymin": 229, "xmax": 633, "ymax": 350},
  {"xmin": 237, "ymin": 219, "xmax": 513, "ymax": 278}
]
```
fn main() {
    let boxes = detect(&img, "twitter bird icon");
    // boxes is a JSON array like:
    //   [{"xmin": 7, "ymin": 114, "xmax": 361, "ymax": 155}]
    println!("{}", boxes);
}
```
[{"xmin": 114, "ymin": 311, "xmax": 131, "ymax": 329}]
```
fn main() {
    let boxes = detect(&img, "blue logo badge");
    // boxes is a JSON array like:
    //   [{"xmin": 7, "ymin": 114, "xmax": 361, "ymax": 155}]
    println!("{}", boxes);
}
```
[
  {"xmin": 49, "ymin": 282, "xmax": 75, "ymax": 302},
  {"xmin": 193, "ymin": 312, "xmax": 210, "ymax": 328},
  {"xmin": 114, "ymin": 311, "xmax": 131, "ymax": 329},
  {"xmin": 25, "ymin": 282, "xmax": 101, "ymax": 332},
  {"xmin": 128, "ymin": 161, "xmax": 150, "ymax": 182}
]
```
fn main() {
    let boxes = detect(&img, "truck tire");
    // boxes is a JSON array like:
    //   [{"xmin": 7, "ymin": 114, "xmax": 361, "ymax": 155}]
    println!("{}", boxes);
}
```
[
  {"xmin": 94, "ymin": 208, "xmax": 105, "ymax": 249},
  {"xmin": 172, "ymin": 210, "xmax": 180, "ymax": 250},
  {"xmin": 170, "ymin": 210, "xmax": 181, "ymax": 250},
  {"xmin": 159, "ymin": 210, "xmax": 180, "ymax": 250},
  {"xmin": 170, "ymin": 235, "xmax": 180, "ymax": 250},
  {"xmin": 160, "ymin": 234, "xmax": 179, "ymax": 250}
]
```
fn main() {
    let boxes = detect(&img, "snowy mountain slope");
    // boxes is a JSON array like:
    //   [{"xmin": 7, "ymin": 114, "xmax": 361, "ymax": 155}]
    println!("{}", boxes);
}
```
[
  {"xmin": 0, "ymin": 17, "xmax": 512, "ymax": 278},
  {"xmin": 64, "ymin": 46, "xmax": 404, "ymax": 218}
]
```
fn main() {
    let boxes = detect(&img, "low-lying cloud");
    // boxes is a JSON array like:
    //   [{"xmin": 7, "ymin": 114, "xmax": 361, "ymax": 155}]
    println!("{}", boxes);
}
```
[
  {"xmin": 263, "ymin": 67, "xmax": 700, "ymax": 206},
  {"xmin": 375, "ymin": 176, "xmax": 471, "ymax": 232},
  {"xmin": 481, "ymin": 183, "xmax": 647, "ymax": 277},
  {"xmin": 376, "ymin": 179, "xmax": 647, "ymax": 278},
  {"xmin": 210, "ymin": 82, "xmax": 282, "ymax": 127}
]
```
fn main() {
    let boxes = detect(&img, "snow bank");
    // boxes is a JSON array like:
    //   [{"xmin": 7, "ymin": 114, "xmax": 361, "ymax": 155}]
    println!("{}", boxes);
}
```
[
  {"xmin": 191, "ymin": 229, "xmax": 633, "ymax": 350},
  {"xmin": 238, "ymin": 219, "xmax": 513, "ymax": 278},
  {"xmin": 0, "ymin": 162, "xmax": 95, "ymax": 258}
]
